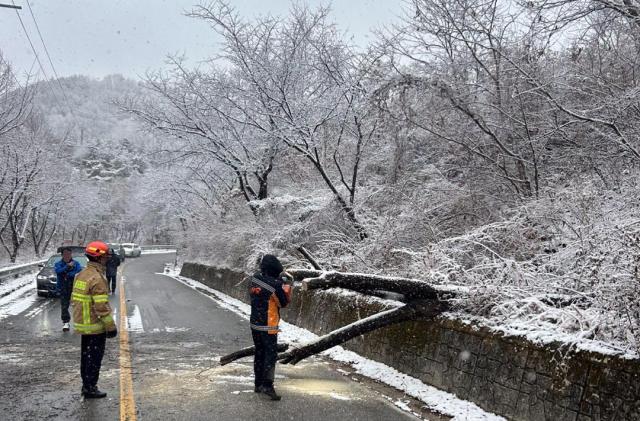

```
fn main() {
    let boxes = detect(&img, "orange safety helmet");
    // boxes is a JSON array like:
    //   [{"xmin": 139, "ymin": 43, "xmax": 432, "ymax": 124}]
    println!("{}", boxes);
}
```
[{"xmin": 85, "ymin": 241, "xmax": 110, "ymax": 257}]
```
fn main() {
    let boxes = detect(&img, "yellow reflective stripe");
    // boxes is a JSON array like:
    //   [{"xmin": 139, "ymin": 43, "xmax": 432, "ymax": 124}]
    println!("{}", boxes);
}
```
[
  {"xmin": 72, "ymin": 293, "xmax": 91, "ymax": 302},
  {"xmin": 74, "ymin": 323, "xmax": 104, "ymax": 333},
  {"xmin": 93, "ymin": 295, "xmax": 109, "ymax": 303},
  {"xmin": 74, "ymin": 280, "xmax": 87, "ymax": 290},
  {"xmin": 74, "ymin": 323, "xmax": 102, "ymax": 328},
  {"xmin": 82, "ymin": 302, "xmax": 90, "ymax": 324},
  {"xmin": 101, "ymin": 314, "xmax": 114, "ymax": 324}
]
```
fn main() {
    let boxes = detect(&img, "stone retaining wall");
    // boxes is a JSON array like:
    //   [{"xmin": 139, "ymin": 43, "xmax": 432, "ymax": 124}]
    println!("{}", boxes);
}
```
[{"xmin": 180, "ymin": 262, "xmax": 640, "ymax": 421}]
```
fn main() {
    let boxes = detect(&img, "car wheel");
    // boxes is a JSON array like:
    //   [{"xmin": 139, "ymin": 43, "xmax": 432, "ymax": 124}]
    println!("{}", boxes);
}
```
[{"xmin": 37, "ymin": 291, "xmax": 49, "ymax": 298}]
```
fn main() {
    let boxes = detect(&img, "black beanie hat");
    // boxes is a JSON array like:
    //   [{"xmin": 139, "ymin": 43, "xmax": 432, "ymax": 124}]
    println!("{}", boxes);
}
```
[{"xmin": 260, "ymin": 254, "xmax": 283, "ymax": 278}]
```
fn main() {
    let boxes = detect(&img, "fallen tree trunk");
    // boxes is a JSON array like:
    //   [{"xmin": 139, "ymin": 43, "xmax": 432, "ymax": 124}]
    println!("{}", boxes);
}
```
[
  {"xmin": 219, "ymin": 268, "xmax": 453, "ymax": 367},
  {"xmin": 218, "ymin": 298, "xmax": 448, "ymax": 367},
  {"xmin": 278, "ymin": 299, "xmax": 448, "ymax": 365},
  {"xmin": 219, "ymin": 343, "xmax": 290, "ymax": 366},
  {"xmin": 358, "ymin": 289, "xmax": 408, "ymax": 302},
  {"xmin": 296, "ymin": 270, "xmax": 445, "ymax": 300},
  {"xmin": 288, "ymin": 268, "xmax": 323, "ymax": 283}
]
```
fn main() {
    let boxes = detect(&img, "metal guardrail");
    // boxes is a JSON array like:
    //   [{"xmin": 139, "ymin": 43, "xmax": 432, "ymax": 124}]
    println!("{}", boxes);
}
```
[
  {"xmin": 1, "ymin": 247, "xmax": 175, "ymax": 283},
  {"xmin": 140, "ymin": 245, "xmax": 177, "ymax": 251},
  {"xmin": 0, "ymin": 260, "xmax": 47, "ymax": 283}
]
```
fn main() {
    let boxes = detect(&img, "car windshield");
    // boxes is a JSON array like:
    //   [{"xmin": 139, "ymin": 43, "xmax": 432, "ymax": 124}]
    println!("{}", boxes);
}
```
[
  {"xmin": 122, "ymin": 243, "xmax": 134, "ymax": 247},
  {"xmin": 45, "ymin": 255, "xmax": 89, "ymax": 268}
]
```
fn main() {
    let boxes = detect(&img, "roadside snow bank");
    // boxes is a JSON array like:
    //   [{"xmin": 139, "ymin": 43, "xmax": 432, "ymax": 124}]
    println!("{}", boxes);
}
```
[
  {"xmin": 0, "ymin": 273, "xmax": 38, "ymax": 321},
  {"xmin": 0, "ymin": 273, "xmax": 36, "ymax": 300}
]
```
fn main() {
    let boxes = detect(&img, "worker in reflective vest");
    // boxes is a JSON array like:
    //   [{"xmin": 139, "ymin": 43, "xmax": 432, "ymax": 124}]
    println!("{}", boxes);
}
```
[
  {"xmin": 71, "ymin": 241, "xmax": 118, "ymax": 399},
  {"xmin": 249, "ymin": 254, "xmax": 292, "ymax": 401}
]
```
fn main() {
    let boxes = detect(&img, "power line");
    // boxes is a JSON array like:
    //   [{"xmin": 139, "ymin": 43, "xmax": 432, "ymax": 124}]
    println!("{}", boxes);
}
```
[
  {"xmin": 24, "ymin": 0, "xmax": 78, "ymax": 122},
  {"xmin": 1, "ymin": 4, "xmax": 34, "ymax": 91},
  {"xmin": 10, "ymin": 0, "xmax": 67, "ymax": 116}
]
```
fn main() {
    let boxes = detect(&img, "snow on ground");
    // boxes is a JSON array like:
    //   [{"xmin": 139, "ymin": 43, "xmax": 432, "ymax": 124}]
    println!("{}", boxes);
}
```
[
  {"xmin": 166, "ymin": 273, "xmax": 505, "ymax": 421},
  {"xmin": 149, "ymin": 327, "xmax": 192, "ymax": 333},
  {"xmin": 127, "ymin": 304, "xmax": 144, "ymax": 333},
  {"xmin": 24, "ymin": 300, "xmax": 53, "ymax": 319},
  {"xmin": 0, "ymin": 292, "xmax": 38, "ymax": 322},
  {"xmin": 0, "ymin": 272, "xmax": 37, "ymax": 298},
  {"xmin": 164, "ymin": 327, "xmax": 190, "ymax": 333},
  {"xmin": 0, "ymin": 273, "xmax": 39, "ymax": 321}
]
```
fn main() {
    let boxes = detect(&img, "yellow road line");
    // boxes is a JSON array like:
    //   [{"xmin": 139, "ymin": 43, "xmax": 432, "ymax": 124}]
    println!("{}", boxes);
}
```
[{"xmin": 119, "ymin": 275, "xmax": 137, "ymax": 421}]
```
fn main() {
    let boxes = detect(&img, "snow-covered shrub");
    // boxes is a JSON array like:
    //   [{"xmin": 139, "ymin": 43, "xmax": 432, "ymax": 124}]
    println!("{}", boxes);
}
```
[{"xmin": 369, "ymin": 176, "xmax": 640, "ymax": 354}]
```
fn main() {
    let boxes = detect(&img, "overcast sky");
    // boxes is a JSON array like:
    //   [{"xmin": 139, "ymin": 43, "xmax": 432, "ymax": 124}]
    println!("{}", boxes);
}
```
[{"xmin": 0, "ymin": 0, "xmax": 403, "ymax": 81}]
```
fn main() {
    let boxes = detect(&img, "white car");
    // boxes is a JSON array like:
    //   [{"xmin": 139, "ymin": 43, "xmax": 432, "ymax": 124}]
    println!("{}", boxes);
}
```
[{"xmin": 121, "ymin": 243, "xmax": 142, "ymax": 257}]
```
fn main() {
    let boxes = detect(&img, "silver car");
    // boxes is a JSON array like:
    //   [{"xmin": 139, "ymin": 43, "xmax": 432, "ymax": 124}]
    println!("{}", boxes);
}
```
[{"xmin": 121, "ymin": 243, "xmax": 142, "ymax": 257}]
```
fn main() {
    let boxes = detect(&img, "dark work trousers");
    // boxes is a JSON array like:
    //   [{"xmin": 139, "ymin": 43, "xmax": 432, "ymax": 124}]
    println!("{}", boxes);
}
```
[
  {"xmin": 252, "ymin": 330, "xmax": 278, "ymax": 388},
  {"xmin": 107, "ymin": 272, "xmax": 116, "ymax": 293},
  {"xmin": 81, "ymin": 333, "xmax": 107, "ymax": 389},
  {"xmin": 59, "ymin": 280, "xmax": 73, "ymax": 323}
]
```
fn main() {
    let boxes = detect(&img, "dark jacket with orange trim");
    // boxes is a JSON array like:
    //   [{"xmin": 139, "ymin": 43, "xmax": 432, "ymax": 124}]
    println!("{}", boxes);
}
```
[{"xmin": 249, "ymin": 272, "xmax": 290, "ymax": 334}]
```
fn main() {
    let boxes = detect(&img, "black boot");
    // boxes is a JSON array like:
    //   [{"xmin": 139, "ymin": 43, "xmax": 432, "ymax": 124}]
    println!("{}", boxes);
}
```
[
  {"xmin": 259, "ymin": 386, "xmax": 281, "ymax": 401},
  {"xmin": 83, "ymin": 386, "xmax": 107, "ymax": 399}
]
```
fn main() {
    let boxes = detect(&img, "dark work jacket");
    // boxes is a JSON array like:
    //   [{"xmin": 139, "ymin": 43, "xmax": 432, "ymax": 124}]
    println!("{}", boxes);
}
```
[
  {"xmin": 54, "ymin": 259, "xmax": 83, "ymax": 292},
  {"xmin": 106, "ymin": 254, "xmax": 121, "ymax": 277},
  {"xmin": 249, "ymin": 273, "xmax": 289, "ymax": 334}
]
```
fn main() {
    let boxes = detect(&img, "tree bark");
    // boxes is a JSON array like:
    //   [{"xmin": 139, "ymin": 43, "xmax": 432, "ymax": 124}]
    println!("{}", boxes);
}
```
[
  {"xmin": 295, "ymin": 270, "xmax": 445, "ymax": 300},
  {"xmin": 296, "ymin": 246, "xmax": 323, "ymax": 270},
  {"xmin": 277, "ymin": 299, "xmax": 447, "ymax": 365},
  {"xmin": 287, "ymin": 268, "xmax": 323, "ymax": 283},
  {"xmin": 219, "ymin": 343, "xmax": 290, "ymax": 366},
  {"xmin": 218, "ymin": 299, "xmax": 448, "ymax": 366}
]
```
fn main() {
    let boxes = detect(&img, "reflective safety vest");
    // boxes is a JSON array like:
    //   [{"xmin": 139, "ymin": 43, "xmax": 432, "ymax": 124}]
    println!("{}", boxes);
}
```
[{"xmin": 71, "ymin": 261, "xmax": 116, "ymax": 335}]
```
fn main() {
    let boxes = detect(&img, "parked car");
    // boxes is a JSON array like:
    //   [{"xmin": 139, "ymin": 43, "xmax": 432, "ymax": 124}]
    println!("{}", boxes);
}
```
[
  {"xmin": 56, "ymin": 245, "xmax": 86, "ymax": 255},
  {"xmin": 36, "ymin": 251, "xmax": 88, "ymax": 297},
  {"xmin": 121, "ymin": 243, "xmax": 142, "ymax": 257}
]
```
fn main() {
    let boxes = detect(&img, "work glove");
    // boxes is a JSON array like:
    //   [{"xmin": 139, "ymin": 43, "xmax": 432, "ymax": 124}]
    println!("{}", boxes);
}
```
[
  {"xmin": 283, "ymin": 284, "xmax": 292, "ymax": 303},
  {"xmin": 106, "ymin": 328, "xmax": 118, "ymax": 339},
  {"xmin": 280, "ymin": 271, "xmax": 293, "ymax": 284}
]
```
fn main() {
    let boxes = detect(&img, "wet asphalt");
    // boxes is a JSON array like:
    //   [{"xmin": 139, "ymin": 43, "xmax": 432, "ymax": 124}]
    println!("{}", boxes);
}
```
[{"xmin": 0, "ymin": 254, "xmax": 447, "ymax": 421}]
